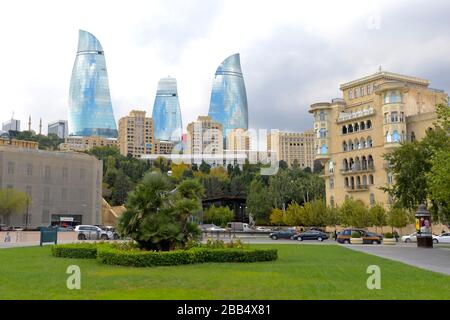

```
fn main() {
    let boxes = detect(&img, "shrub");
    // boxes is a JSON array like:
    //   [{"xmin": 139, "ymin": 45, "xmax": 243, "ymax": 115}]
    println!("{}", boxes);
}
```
[
  {"xmin": 97, "ymin": 247, "xmax": 278, "ymax": 268},
  {"xmin": 351, "ymin": 231, "xmax": 362, "ymax": 238},
  {"xmin": 51, "ymin": 243, "xmax": 98, "ymax": 259},
  {"xmin": 384, "ymin": 232, "xmax": 394, "ymax": 239}
]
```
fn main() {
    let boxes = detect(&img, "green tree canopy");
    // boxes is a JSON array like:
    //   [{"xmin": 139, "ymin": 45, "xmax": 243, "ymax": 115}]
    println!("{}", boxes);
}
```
[{"xmin": 203, "ymin": 206, "xmax": 234, "ymax": 227}]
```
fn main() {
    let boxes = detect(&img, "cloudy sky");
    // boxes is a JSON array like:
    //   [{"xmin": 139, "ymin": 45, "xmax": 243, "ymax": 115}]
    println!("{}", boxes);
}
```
[{"xmin": 1, "ymin": 0, "xmax": 450, "ymax": 135}]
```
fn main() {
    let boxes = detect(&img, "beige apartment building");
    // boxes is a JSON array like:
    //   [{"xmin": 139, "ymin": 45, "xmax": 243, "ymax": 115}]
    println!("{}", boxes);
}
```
[
  {"xmin": 154, "ymin": 139, "xmax": 175, "ymax": 155},
  {"xmin": 0, "ymin": 145, "xmax": 103, "ymax": 228},
  {"xmin": 60, "ymin": 136, "xmax": 118, "ymax": 152},
  {"xmin": 186, "ymin": 116, "xmax": 223, "ymax": 165},
  {"xmin": 309, "ymin": 70, "xmax": 448, "ymax": 208},
  {"xmin": 118, "ymin": 110, "xmax": 154, "ymax": 158},
  {"xmin": 227, "ymin": 128, "xmax": 250, "ymax": 151},
  {"xmin": 267, "ymin": 130, "xmax": 315, "ymax": 169}
]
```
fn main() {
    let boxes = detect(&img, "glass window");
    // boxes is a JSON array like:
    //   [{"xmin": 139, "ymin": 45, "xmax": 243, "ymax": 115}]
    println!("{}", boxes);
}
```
[
  {"xmin": 319, "ymin": 111, "xmax": 326, "ymax": 121},
  {"xmin": 391, "ymin": 112, "xmax": 398, "ymax": 123},
  {"xmin": 27, "ymin": 164, "xmax": 33, "ymax": 176},
  {"xmin": 7, "ymin": 162, "xmax": 14, "ymax": 175},
  {"xmin": 392, "ymin": 130, "xmax": 401, "ymax": 142},
  {"xmin": 320, "ymin": 144, "xmax": 328, "ymax": 155}
]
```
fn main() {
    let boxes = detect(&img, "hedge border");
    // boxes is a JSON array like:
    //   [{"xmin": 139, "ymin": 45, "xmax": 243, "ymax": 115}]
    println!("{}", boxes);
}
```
[
  {"xmin": 51, "ymin": 243, "xmax": 278, "ymax": 267},
  {"xmin": 51, "ymin": 243, "xmax": 97, "ymax": 259}
]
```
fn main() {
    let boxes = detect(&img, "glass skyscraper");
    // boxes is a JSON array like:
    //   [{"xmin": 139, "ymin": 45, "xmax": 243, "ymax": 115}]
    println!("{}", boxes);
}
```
[
  {"xmin": 68, "ymin": 30, "xmax": 118, "ymax": 138},
  {"xmin": 152, "ymin": 77, "xmax": 183, "ymax": 142},
  {"xmin": 208, "ymin": 53, "xmax": 249, "ymax": 136}
]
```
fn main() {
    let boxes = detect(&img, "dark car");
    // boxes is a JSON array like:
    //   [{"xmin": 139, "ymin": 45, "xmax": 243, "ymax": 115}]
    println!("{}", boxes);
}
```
[
  {"xmin": 293, "ymin": 230, "xmax": 329, "ymax": 242},
  {"xmin": 337, "ymin": 229, "xmax": 382, "ymax": 244},
  {"xmin": 269, "ymin": 229, "xmax": 297, "ymax": 240}
]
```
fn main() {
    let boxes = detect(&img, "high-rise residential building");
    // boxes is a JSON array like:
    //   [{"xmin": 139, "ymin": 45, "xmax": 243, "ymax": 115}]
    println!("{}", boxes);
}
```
[
  {"xmin": 2, "ymin": 119, "xmax": 20, "ymax": 132},
  {"xmin": 267, "ymin": 130, "xmax": 315, "ymax": 169},
  {"xmin": 186, "ymin": 116, "xmax": 223, "ymax": 165},
  {"xmin": 226, "ymin": 128, "xmax": 250, "ymax": 151},
  {"xmin": 48, "ymin": 120, "xmax": 68, "ymax": 139},
  {"xmin": 309, "ymin": 70, "xmax": 448, "ymax": 208},
  {"xmin": 118, "ymin": 110, "xmax": 154, "ymax": 158},
  {"xmin": 154, "ymin": 140, "xmax": 175, "ymax": 155},
  {"xmin": 0, "ymin": 145, "xmax": 103, "ymax": 228},
  {"xmin": 208, "ymin": 54, "xmax": 249, "ymax": 145},
  {"xmin": 152, "ymin": 77, "xmax": 183, "ymax": 142},
  {"xmin": 60, "ymin": 136, "xmax": 118, "ymax": 152},
  {"xmin": 68, "ymin": 30, "xmax": 118, "ymax": 138}
]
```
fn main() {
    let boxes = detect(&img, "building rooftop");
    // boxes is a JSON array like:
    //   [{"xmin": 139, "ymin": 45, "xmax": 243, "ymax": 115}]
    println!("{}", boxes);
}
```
[{"xmin": 340, "ymin": 71, "xmax": 430, "ymax": 90}]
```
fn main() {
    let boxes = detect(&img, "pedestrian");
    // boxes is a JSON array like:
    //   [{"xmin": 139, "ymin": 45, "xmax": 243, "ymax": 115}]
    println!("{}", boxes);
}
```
[{"xmin": 4, "ymin": 232, "xmax": 11, "ymax": 243}]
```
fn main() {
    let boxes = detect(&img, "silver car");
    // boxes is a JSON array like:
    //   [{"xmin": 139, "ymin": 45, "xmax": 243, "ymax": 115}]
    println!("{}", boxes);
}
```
[{"xmin": 75, "ymin": 225, "xmax": 109, "ymax": 240}]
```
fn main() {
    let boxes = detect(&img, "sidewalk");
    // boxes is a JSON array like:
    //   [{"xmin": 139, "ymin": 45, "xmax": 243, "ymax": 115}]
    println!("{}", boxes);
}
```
[{"xmin": 347, "ymin": 244, "xmax": 450, "ymax": 275}]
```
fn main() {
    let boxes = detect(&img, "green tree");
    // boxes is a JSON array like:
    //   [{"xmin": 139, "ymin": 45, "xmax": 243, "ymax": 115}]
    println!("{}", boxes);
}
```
[
  {"xmin": 118, "ymin": 172, "xmax": 203, "ymax": 251},
  {"xmin": 247, "ymin": 179, "xmax": 273, "ymax": 224},
  {"xmin": 339, "ymin": 199, "xmax": 369, "ymax": 228},
  {"xmin": 110, "ymin": 169, "xmax": 134, "ymax": 205},
  {"xmin": 199, "ymin": 161, "xmax": 211, "ymax": 174},
  {"xmin": 369, "ymin": 203, "xmax": 387, "ymax": 233},
  {"xmin": 0, "ymin": 189, "xmax": 29, "ymax": 225},
  {"xmin": 302, "ymin": 200, "xmax": 327, "ymax": 227},
  {"xmin": 284, "ymin": 202, "xmax": 304, "ymax": 226},
  {"xmin": 278, "ymin": 160, "xmax": 288, "ymax": 170},
  {"xmin": 387, "ymin": 207, "xmax": 411, "ymax": 235},
  {"xmin": 171, "ymin": 163, "xmax": 189, "ymax": 181},
  {"xmin": 203, "ymin": 206, "xmax": 234, "ymax": 227},
  {"xmin": 269, "ymin": 208, "xmax": 285, "ymax": 226}
]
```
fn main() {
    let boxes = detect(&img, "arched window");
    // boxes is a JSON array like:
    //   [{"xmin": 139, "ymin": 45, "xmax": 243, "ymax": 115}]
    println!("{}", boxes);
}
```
[
  {"xmin": 392, "ymin": 130, "xmax": 400, "ymax": 142},
  {"xmin": 354, "ymin": 123, "xmax": 359, "ymax": 132},
  {"xmin": 319, "ymin": 111, "xmax": 326, "ymax": 121},
  {"xmin": 367, "ymin": 136, "xmax": 373, "ymax": 147},
  {"xmin": 362, "ymin": 175, "xmax": 367, "ymax": 187},
  {"xmin": 356, "ymin": 176, "xmax": 361, "ymax": 187},
  {"xmin": 369, "ymin": 174, "xmax": 374, "ymax": 185},
  {"xmin": 319, "ymin": 128, "xmax": 327, "ymax": 138},
  {"xmin": 368, "ymin": 155, "xmax": 374, "ymax": 169},
  {"xmin": 348, "ymin": 124, "xmax": 354, "ymax": 133},
  {"xmin": 354, "ymin": 138, "xmax": 360, "ymax": 150},
  {"xmin": 349, "ymin": 140, "xmax": 354, "ymax": 150},
  {"xmin": 355, "ymin": 157, "xmax": 361, "ymax": 170},
  {"xmin": 411, "ymin": 131, "xmax": 416, "ymax": 142},
  {"xmin": 320, "ymin": 144, "xmax": 328, "ymax": 154},
  {"xmin": 360, "ymin": 121, "xmax": 365, "ymax": 130},
  {"xmin": 350, "ymin": 177, "xmax": 355, "ymax": 189},
  {"xmin": 342, "ymin": 126, "xmax": 347, "ymax": 134},
  {"xmin": 386, "ymin": 131, "xmax": 392, "ymax": 143},
  {"xmin": 345, "ymin": 178, "xmax": 349, "ymax": 188},
  {"xmin": 343, "ymin": 159, "xmax": 349, "ymax": 171},
  {"xmin": 362, "ymin": 156, "xmax": 367, "ymax": 170},
  {"xmin": 366, "ymin": 120, "xmax": 372, "ymax": 129},
  {"xmin": 343, "ymin": 141, "xmax": 348, "ymax": 152},
  {"xmin": 360, "ymin": 137, "xmax": 366, "ymax": 148},
  {"xmin": 370, "ymin": 193, "xmax": 375, "ymax": 206}
]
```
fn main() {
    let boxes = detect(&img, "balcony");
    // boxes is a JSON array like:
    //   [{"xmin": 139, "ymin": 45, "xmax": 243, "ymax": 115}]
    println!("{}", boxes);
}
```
[
  {"xmin": 340, "ymin": 165, "xmax": 375, "ymax": 175},
  {"xmin": 346, "ymin": 185, "xmax": 369, "ymax": 192},
  {"xmin": 337, "ymin": 108, "xmax": 375, "ymax": 123},
  {"xmin": 316, "ymin": 153, "xmax": 330, "ymax": 161}
]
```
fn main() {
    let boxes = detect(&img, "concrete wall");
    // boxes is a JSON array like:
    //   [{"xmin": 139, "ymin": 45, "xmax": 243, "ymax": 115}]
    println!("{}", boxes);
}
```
[{"xmin": 0, "ymin": 231, "xmax": 78, "ymax": 244}]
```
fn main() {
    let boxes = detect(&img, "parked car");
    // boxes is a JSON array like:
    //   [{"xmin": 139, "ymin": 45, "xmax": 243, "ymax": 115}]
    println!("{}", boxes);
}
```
[
  {"xmin": 199, "ymin": 224, "xmax": 226, "ymax": 232},
  {"xmin": 337, "ymin": 229, "xmax": 382, "ymax": 244},
  {"xmin": 256, "ymin": 226, "xmax": 272, "ymax": 232},
  {"xmin": 0, "ymin": 224, "xmax": 8, "ymax": 231},
  {"xmin": 269, "ymin": 229, "xmax": 297, "ymax": 240},
  {"xmin": 293, "ymin": 230, "xmax": 329, "ymax": 242},
  {"xmin": 227, "ymin": 222, "xmax": 252, "ymax": 232},
  {"xmin": 433, "ymin": 233, "xmax": 450, "ymax": 244},
  {"xmin": 75, "ymin": 225, "xmax": 109, "ymax": 240},
  {"xmin": 103, "ymin": 226, "xmax": 120, "ymax": 240},
  {"xmin": 401, "ymin": 232, "xmax": 418, "ymax": 243}
]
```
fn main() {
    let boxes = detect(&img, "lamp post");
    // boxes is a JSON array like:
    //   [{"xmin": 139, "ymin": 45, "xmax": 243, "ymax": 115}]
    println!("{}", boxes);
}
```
[{"xmin": 415, "ymin": 204, "xmax": 433, "ymax": 248}]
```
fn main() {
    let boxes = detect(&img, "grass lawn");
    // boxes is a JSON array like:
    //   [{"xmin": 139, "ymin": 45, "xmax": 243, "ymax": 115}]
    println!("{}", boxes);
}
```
[{"xmin": 0, "ymin": 244, "xmax": 449, "ymax": 300}]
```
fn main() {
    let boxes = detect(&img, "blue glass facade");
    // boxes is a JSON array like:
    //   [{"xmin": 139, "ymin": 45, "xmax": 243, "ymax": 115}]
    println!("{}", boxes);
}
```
[
  {"xmin": 152, "ymin": 77, "xmax": 183, "ymax": 142},
  {"xmin": 208, "ymin": 53, "xmax": 249, "ymax": 136},
  {"xmin": 68, "ymin": 30, "xmax": 118, "ymax": 138}
]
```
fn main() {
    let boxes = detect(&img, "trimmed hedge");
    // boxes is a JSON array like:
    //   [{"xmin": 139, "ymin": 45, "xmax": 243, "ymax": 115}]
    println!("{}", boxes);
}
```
[
  {"xmin": 51, "ymin": 243, "xmax": 97, "ymax": 259},
  {"xmin": 52, "ymin": 243, "xmax": 278, "ymax": 267},
  {"xmin": 97, "ymin": 247, "xmax": 278, "ymax": 268}
]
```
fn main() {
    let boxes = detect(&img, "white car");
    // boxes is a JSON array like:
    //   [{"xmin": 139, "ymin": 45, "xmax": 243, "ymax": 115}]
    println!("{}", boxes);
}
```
[
  {"xmin": 256, "ymin": 226, "xmax": 272, "ymax": 232},
  {"xmin": 401, "ymin": 233, "xmax": 418, "ymax": 243},
  {"xmin": 433, "ymin": 232, "xmax": 450, "ymax": 244}
]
